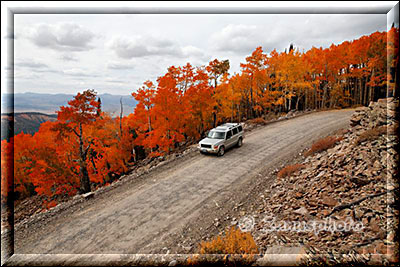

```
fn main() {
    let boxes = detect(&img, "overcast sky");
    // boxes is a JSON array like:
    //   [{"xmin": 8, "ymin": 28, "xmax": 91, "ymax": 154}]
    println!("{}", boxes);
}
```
[{"xmin": 11, "ymin": 12, "xmax": 389, "ymax": 95}]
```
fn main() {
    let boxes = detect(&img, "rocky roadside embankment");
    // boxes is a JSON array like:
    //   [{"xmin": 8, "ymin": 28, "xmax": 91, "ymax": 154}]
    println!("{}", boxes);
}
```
[{"xmin": 248, "ymin": 97, "xmax": 398, "ymax": 265}]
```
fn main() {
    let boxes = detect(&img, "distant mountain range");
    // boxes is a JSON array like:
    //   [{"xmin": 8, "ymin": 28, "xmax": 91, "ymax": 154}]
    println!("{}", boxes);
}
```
[
  {"xmin": 2, "ymin": 92, "xmax": 137, "ymax": 116},
  {"xmin": 1, "ymin": 92, "xmax": 138, "ymax": 140}
]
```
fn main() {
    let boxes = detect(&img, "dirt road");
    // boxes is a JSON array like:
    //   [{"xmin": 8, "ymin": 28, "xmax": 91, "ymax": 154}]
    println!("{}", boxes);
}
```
[{"xmin": 15, "ymin": 109, "xmax": 353, "ymax": 255}]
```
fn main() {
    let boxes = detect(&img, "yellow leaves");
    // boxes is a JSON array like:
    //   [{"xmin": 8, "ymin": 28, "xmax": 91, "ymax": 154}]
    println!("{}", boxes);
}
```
[
  {"xmin": 199, "ymin": 226, "xmax": 259, "ymax": 254},
  {"xmin": 286, "ymin": 93, "xmax": 296, "ymax": 98},
  {"xmin": 275, "ymin": 97, "xmax": 284, "ymax": 106}
]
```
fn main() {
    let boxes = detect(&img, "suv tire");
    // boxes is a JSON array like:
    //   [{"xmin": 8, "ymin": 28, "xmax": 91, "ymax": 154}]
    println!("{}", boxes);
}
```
[
  {"xmin": 218, "ymin": 146, "xmax": 225, "ymax": 157},
  {"xmin": 237, "ymin": 137, "xmax": 243, "ymax": 147}
]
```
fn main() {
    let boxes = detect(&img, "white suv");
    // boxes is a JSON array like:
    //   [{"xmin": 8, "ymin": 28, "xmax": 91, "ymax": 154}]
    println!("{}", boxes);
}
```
[{"xmin": 198, "ymin": 123, "xmax": 244, "ymax": 156}]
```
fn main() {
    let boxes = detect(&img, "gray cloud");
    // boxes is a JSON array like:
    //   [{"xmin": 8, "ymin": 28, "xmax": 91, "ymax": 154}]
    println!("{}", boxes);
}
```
[
  {"xmin": 60, "ymin": 54, "xmax": 78, "ymax": 62},
  {"xmin": 63, "ymin": 68, "xmax": 99, "ymax": 77},
  {"xmin": 210, "ymin": 23, "xmax": 303, "ymax": 54},
  {"xmin": 105, "ymin": 77, "xmax": 129, "ymax": 84},
  {"xmin": 14, "ymin": 60, "xmax": 62, "ymax": 75},
  {"xmin": 210, "ymin": 15, "xmax": 386, "ymax": 56},
  {"xmin": 15, "ymin": 60, "xmax": 49, "ymax": 69},
  {"xmin": 107, "ymin": 61, "xmax": 135, "ymax": 70},
  {"xmin": 109, "ymin": 35, "xmax": 183, "ymax": 59},
  {"xmin": 28, "ymin": 22, "xmax": 95, "ymax": 51}
]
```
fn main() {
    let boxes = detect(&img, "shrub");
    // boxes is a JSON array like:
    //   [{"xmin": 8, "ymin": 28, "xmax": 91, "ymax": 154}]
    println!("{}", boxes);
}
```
[
  {"xmin": 304, "ymin": 135, "xmax": 343, "ymax": 157},
  {"xmin": 277, "ymin": 164, "xmax": 305, "ymax": 178},
  {"xmin": 247, "ymin": 117, "xmax": 267, "ymax": 125},
  {"xmin": 354, "ymin": 126, "xmax": 387, "ymax": 145},
  {"xmin": 199, "ymin": 226, "xmax": 259, "ymax": 254}
]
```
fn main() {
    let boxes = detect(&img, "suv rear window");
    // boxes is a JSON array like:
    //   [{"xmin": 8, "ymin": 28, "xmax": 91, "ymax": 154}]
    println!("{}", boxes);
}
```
[
  {"xmin": 238, "ymin": 125, "xmax": 243, "ymax": 132},
  {"xmin": 232, "ymin": 127, "xmax": 238, "ymax": 135}
]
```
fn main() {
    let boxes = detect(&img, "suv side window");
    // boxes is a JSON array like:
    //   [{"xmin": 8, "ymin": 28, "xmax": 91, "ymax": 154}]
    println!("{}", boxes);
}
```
[
  {"xmin": 238, "ymin": 125, "xmax": 243, "ymax": 132},
  {"xmin": 226, "ymin": 130, "xmax": 232, "ymax": 139},
  {"xmin": 232, "ymin": 127, "xmax": 238, "ymax": 135}
]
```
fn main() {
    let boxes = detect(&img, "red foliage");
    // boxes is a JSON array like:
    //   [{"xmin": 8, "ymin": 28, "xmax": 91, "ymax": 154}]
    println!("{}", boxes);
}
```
[{"xmin": 1, "ymin": 138, "xmax": 13, "ymax": 204}]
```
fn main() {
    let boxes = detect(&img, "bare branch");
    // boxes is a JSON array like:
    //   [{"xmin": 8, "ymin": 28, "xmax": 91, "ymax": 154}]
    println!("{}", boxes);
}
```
[{"xmin": 327, "ymin": 189, "xmax": 394, "ymax": 216}]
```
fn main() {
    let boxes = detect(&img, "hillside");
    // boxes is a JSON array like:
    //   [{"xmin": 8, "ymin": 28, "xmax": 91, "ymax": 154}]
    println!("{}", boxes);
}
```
[{"xmin": 1, "ymin": 112, "xmax": 57, "ymax": 140}]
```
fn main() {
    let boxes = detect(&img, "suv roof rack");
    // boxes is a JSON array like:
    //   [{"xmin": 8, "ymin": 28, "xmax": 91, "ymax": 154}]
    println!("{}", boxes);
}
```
[{"xmin": 216, "ymin": 123, "xmax": 240, "ymax": 130}]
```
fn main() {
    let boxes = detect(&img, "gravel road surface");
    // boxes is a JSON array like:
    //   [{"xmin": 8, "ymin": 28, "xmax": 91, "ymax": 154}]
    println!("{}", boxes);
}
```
[{"xmin": 14, "ymin": 109, "xmax": 353, "ymax": 255}]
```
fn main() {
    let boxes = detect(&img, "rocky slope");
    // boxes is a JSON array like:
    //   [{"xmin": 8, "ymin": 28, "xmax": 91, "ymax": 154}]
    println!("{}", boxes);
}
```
[{"xmin": 248, "ymin": 98, "xmax": 398, "ymax": 265}]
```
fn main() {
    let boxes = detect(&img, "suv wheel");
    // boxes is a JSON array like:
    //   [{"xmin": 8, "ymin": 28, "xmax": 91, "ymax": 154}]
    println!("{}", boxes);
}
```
[
  {"xmin": 237, "ymin": 137, "xmax": 243, "ymax": 147},
  {"xmin": 218, "ymin": 146, "xmax": 225, "ymax": 157}
]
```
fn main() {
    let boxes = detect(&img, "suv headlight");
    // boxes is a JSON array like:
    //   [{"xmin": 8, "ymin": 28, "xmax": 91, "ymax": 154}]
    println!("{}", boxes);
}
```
[{"xmin": 213, "ymin": 144, "xmax": 219, "ymax": 149}]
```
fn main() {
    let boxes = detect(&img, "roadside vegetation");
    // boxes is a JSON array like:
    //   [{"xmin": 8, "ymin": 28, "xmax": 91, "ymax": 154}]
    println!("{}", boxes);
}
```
[
  {"xmin": 198, "ymin": 227, "xmax": 259, "ymax": 254},
  {"xmin": 277, "ymin": 164, "xmax": 306, "ymax": 178},
  {"xmin": 303, "ymin": 135, "xmax": 344, "ymax": 157},
  {"xmin": 247, "ymin": 117, "xmax": 268, "ymax": 125},
  {"xmin": 187, "ymin": 227, "xmax": 258, "ymax": 265},
  {"xmin": 354, "ymin": 125, "xmax": 388, "ymax": 145}
]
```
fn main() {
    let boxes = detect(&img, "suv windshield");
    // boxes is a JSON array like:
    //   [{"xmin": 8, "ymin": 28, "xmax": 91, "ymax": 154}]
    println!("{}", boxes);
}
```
[{"xmin": 207, "ymin": 130, "xmax": 225, "ymax": 139}]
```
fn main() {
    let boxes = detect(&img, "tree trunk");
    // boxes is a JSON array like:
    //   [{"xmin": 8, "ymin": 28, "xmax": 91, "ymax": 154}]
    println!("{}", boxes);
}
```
[
  {"xmin": 231, "ymin": 102, "xmax": 234, "ymax": 122},
  {"xmin": 358, "ymin": 78, "xmax": 362, "ymax": 105},
  {"xmin": 369, "ymin": 69, "xmax": 375, "ymax": 102},
  {"xmin": 250, "ymin": 78, "xmax": 254, "ymax": 118},
  {"xmin": 305, "ymin": 90, "xmax": 308, "ymax": 110},
  {"xmin": 237, "ymin": 104, "xmax": 241, "ymax": 122},
  {"xmin": 78, "ymin": 123, "xmax": 91, "ymax": 194},
  {"xmin": 119, "ymin": 97, "xmax": 123, "ymax": 139},
  {"xmin": 79, "ymin": 161, "xmax": 91, "ymax": 193},
  {"xmin": 363, "ymin": 77, "xmax": 368, "ymax": 106},
  {"xmin": 321, "ymin": 83, "xmax": 328, "ymax": 109},
  {"xmin": 393, "ymin": 65, "xmax": 398, "ymax": 98},
  {"xmin": 213, "ymin": 79, "xmax": 218, "ymax": 127},
  {"xmin": 148, "ymin": 114, "xmax": 152, "ymax": 132},
  {"xmin": 314, "ymin": 85, "xmax": 317, "ymax": 109},
  {"xmin": 213, "ymin": 111, "xmax": 217, "ymax": 128}
]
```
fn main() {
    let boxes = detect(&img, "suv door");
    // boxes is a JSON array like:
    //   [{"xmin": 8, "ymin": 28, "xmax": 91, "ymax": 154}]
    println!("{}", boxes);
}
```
[
  {"xmin": 225, "ymin": 130, "xmax": 234, "ymax": 148},
  {"xmin": 231, "ymin": 127, "xmax": 239, "ymax": 144}
]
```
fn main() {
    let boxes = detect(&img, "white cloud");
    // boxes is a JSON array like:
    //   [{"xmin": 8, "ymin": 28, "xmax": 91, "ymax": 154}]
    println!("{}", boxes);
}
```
[
  {"xmin": 105, "ymin": 77, "xmax": 129, "ymax": 84},
  {"xmin": 28, "ymin": 22, "xmax": 95, "ymax": 51},
  {"xmin": 63, "ymin": 68, "xmax": 98, "ymax": 77},
  {"xmin": 181, "ymin": 45, "xmax": 208, "ymax": 60},
  {"xmin": 108, "ymin": 35, "xmax": 183, "ymax": 59},
  {"xmin": 15, "ymin": 60, "xmax": 48, "ymax": 69},
  {"xmin": 14, "ymin": 59, "xmax": 61, "ymax": 74},
  {"xmin": 107, "ymin": 61, "xmax": 135, "ymax": 70},
  {"xmin": 210, "ymin": 24, "xmax": 260, "ymax": 53},
  {"xmin": 60, "ymin": 54, "xmax": 78, "ymax": 62}
]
